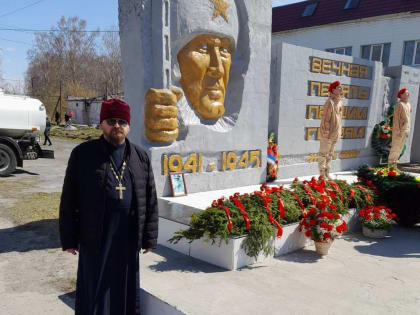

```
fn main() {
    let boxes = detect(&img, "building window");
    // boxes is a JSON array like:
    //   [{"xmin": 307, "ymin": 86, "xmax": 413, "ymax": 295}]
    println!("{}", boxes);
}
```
[
  {"xmin": 360, "ymin": 43, "xmax": 391, "ymax": 66},
  {"xmin": 326, "ymin": 47, "xmax": 352, "ymax": 56},
  {"xmin": 302, "ymin": 2, "xmax": 317, "ymax": 17},
  {"xmin": 344, "ymin": 0, "xmax": 360, "ymax": 10},
  {"xmin": 403, "ymin": 40, "xmax": 420, "ymax": 66}
]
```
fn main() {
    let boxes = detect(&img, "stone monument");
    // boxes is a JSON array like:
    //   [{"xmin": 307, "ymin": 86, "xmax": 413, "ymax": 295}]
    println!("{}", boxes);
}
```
[
  {"xmin": 119, "ymin": 0, "xmax": 272, "ymax": 195},
  {"xmin": 269, "ymin": 43, "xmax": 419, "ymax": 179}
]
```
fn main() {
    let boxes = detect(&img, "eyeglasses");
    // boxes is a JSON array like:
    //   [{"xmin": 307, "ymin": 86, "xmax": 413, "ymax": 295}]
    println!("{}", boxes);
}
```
[{"xmin": 106, "ymin": 118, "xmax": 128, "ymax": 127}]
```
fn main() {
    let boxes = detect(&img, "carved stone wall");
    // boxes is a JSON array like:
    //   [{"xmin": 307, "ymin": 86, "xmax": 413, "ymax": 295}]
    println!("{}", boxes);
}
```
[{"xmin": 119, "ymin": 0, "xmax": 272, "ymax": 195}]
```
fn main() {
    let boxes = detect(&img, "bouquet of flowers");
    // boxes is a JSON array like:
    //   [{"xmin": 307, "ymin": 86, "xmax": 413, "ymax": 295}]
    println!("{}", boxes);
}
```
[
  {"xmin": 358, "ymin": 205, "xmax": 397, "ymax": 230},
  {"xmin": 267, "ymin": 132, "xmax": 281, "ymax": 182},
  {"xmin": 299, "ymin": 195, "xmax": 347, "ymax": 243},
  {"xmin": 378, "ymin": 123, "xmax": 392, "ymax": 139},
  {"xmin": 374, "ymin": 166, "xmax": 400, "ymax": 177}
]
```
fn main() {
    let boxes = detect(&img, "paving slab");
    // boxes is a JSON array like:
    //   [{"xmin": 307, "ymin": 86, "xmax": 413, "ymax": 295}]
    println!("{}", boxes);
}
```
[{"xmin": 141, "ymin": 225, "xmax": 420, "ymax": 315}]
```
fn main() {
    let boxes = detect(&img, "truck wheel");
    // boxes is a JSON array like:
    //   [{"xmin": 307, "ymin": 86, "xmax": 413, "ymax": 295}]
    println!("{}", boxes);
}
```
[{"xmin": 0, "ymin": 143, "xmax": 17, "ymax": 177}]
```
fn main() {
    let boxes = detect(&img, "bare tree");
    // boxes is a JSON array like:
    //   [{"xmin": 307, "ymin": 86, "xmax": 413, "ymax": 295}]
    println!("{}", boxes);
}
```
[
  {"xmin": 3, "ymin": 80, "xmax": 25, "ymax": 95},
  {"xmin": 25, "ymin": 17, "xmax": 123, "ymax": 116},
  {"xmin": 100, "ymin": 27, "xmax": 123, "ymax": 98},
  {"xmin": 26, "ymin": 16, "xmax": 100, "ymax": 115}
]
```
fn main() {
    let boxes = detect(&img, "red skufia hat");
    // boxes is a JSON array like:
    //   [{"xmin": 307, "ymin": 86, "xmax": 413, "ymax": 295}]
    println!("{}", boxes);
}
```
[
  {"xmin": 397, "ymin": 88, "xmax": 407, "ymax": 98},
  {"xmin": 100, "ymin": 98, "xmax": 131, "ymax": 124},
  {"xmin": 328, "ymin": 80, "xmax": 341, "ymax": 93}
]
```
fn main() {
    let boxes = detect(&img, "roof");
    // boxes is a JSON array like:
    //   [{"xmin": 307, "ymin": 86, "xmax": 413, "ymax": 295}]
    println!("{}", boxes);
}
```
[{"xmin": 272, "ymin": 0, "xmax": 420, "ymax": 33}]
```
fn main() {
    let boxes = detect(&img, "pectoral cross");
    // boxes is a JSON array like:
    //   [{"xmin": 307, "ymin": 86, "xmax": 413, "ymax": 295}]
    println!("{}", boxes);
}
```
[
  {"xmin": 115, "ymin": 182, "xmax": 126, "ymax": 200},
  {"xmin": 110, "ymin": 161, "xmax": 127, "ymax": 200}
]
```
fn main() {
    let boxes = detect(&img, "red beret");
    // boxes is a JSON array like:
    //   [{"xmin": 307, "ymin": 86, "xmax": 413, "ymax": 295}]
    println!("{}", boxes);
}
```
[
  {"xmin": 328, "ymin": 80, "xmax": 341, "ymax": 93},
  {"xmin": 397, "ymin": 88, "xmax": 407, "ymax": 99},
  {"xmin": 100, "ymin": 98, "xmax": 131, "ymax": 124}
]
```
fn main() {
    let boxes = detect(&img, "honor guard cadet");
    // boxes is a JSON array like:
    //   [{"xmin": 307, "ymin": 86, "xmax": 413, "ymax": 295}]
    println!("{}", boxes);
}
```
[{"xmin": 318, "ymin": 80, "xmax": 343, "ymax": 179}]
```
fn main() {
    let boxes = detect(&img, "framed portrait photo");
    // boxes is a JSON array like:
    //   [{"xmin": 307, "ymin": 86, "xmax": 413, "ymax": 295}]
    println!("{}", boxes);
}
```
[{"xmin": 169, "ymin": 172, "xmax": 187, "ymax": 197}]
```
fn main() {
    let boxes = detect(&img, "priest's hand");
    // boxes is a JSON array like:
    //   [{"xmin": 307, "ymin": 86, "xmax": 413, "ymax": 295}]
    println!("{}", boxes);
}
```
[
  {"xmin": 142, "ymin": 248, "xmax": 152, "ymax": 254},
  {"xmin": 66, "ymin": 248, "xmax": 78, "ymax": 255},
  {"xmin": 145, "ymin": 86, "xmax": 183, "ymax": 143}
]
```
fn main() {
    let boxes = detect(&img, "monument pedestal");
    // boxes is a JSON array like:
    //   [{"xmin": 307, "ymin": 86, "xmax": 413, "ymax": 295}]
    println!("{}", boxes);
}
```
[{"xmin": 157, "ymin": 181, "xmax": 360, "ymax": 270}]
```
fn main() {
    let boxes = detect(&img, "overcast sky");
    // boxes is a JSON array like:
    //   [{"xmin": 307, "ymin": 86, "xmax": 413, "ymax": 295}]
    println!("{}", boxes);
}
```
[{"xmin": 0, "ymin": 0, "xmax": 304, "ymax": 85}]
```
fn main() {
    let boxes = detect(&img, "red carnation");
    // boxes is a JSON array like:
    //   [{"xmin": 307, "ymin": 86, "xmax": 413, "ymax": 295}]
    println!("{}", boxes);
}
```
[
  {"xmin": 305, "ymin": 230, "xmax": 312, "ymax": 237},
  {"xmin": 323, "ymin": 232, "xmax": 331, "ymax": 239},
  {"xmin": 325, "ymin": 212, "xmax": 334, "ymax": 220},
  {"xmin": 374, "ymin": 213, "xmax": 380, "ymax": 218},
  {"xmin": 336, "ymin": 221, "xmax": 347, "ymax": 234},
  {"xmin": 388, "ymin": 170, "xmax": 397, "ymax": 177},
  {"xmin": 310, "ymin": 219, "xmax": 316, "ymax": 226}
]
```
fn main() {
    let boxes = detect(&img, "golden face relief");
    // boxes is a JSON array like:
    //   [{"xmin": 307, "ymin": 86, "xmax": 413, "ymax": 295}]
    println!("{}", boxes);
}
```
[{"xmin": 177, "ymin": 34, "xmax": 232, "ymax": 120}]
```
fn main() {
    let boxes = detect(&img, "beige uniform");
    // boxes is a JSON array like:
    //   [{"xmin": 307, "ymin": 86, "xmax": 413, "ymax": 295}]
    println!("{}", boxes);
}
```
[
  {"xmin": 388, "ymin": 101, "xmax": 411, "ymax": 164},
  {"xmin": 318, "ymin": 97, "xmax": 343, "ymax": 177}
]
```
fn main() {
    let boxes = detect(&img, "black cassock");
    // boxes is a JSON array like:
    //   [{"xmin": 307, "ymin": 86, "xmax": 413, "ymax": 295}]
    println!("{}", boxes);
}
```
[{"xmin": 75, "ymin": 141, "xmax": 140, "ymax": 315}]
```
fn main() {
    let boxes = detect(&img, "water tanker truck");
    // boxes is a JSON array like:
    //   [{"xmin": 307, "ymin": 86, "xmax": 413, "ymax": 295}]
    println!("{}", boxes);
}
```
[{"xmin": 0, "ymin": 90, "xmax": 54, "ymax": 176}]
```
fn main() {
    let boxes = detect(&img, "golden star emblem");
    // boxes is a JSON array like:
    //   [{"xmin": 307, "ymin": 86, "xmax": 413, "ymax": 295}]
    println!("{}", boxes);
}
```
[{"xmin": 210, "ymin": 0, "xmax": 229, "ymax": 23}]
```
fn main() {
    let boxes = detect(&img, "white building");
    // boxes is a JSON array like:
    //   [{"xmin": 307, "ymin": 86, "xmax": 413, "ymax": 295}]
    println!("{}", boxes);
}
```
[{"xmin": 272, "ymin": 0, "xmax": 420, "ymax": 68}]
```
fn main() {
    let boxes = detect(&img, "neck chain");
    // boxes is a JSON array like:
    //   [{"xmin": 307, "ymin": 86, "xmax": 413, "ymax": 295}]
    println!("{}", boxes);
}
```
[{"xmin": 109, "ymin": 160, "xmax": 127, "ymax": 200}]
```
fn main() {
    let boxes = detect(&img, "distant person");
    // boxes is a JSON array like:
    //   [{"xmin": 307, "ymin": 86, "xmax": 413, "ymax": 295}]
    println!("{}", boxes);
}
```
[
  {"xmin": 55, "ymin": 111, "xmax": 60, "ymax": 125},
  {"xmin": 388, "ymin": 88, "xmax": 411, "ymax": 169},
  {"xmin": 68, "ymin": 111, "xmax": 73, "ymax": 125},
  {"xmin": 64, "ymin": 113, "xmax": 70, "ymax": 126},
  {"xmin": 318, "ymin": 80, "xmax": 343, "ymax": 179},
  {"xmin": 59, "ymin": 98, "xmax": 158, "ymax": 315},
  {"xmin": 43, "ymin": 117, "xmax": 52, "ymax": 146}
]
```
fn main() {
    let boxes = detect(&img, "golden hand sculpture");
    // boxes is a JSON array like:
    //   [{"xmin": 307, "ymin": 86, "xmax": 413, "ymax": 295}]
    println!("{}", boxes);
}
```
[
  {"xmin": 145, "ymin": 86, "xmax": 183, "ymax": 142},
  {"xmin": 145, "ymin": 34, "xmax": 233, "ymax": 142}
]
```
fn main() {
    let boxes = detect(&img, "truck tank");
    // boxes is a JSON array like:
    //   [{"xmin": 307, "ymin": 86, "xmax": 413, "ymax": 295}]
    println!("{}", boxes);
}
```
[{"xmin": 0, "ymin": 91, "xmax": 46, "ymax": 138}]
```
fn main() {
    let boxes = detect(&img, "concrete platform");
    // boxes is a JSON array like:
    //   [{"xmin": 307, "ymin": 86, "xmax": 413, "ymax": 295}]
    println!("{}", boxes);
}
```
[
  {"xmin": 140, "ymin": 225, "xmax": 420, "ymax": 315},
  {"xmin": 159, "ymin": 172, "xmax": 358, "ymax": 213},
  {"xmin": 157, "ymin": 172, "xmax": 360, "ymax": 270}
]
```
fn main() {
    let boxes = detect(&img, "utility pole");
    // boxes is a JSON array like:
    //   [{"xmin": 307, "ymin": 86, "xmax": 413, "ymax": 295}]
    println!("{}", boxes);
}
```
[{"xmin": 51, "ymin": 81, "xmax": 63, "ymax": 124}]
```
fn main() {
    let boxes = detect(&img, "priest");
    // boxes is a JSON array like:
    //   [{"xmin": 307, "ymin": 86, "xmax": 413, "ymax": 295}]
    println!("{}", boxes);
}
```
[{"xmin": 59, "ymin": 98, "xmax": 158, "ymax": 314}]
